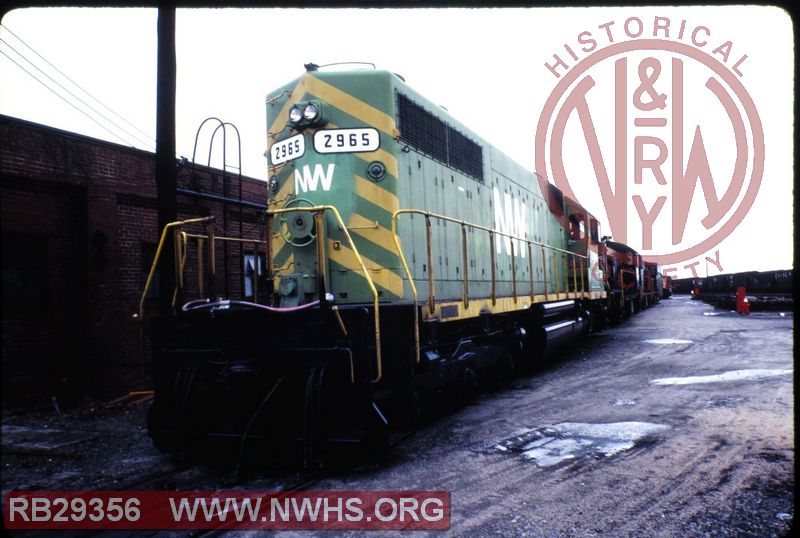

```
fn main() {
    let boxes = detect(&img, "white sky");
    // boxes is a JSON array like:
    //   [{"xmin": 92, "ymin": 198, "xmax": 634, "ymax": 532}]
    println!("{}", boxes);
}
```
[{"xmin": 0, "ymin": 6, "xmax": 794, "ymax": 278}]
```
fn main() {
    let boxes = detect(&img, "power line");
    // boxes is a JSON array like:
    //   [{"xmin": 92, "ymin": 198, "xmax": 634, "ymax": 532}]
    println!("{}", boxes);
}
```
[
  {"xmin": 0, "ymin": 27, "xmax": 156, "ymax": 150},
  {"xmin": 0, "ymin": 48, "xmax": 136, "ymax": 147},
  {"xmin": 1, "ymin": 23, "xmax": 156, "ymax": 147},
  {"xmin": 1, "ymin": 37, "xmax": 154, "ymax": 149}
]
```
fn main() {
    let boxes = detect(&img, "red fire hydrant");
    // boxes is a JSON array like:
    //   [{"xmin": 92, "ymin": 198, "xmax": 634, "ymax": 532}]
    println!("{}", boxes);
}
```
[{"xmin": 736, "ymin": 286, "xmax": 750, "ymax": 315}]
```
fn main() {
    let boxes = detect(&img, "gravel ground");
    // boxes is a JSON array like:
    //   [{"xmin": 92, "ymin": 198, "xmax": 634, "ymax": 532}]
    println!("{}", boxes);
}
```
[
  {"xmin": 1, "ymin": 295, "xmax": 794, "ymax": 537},
  {"xmin": 2, "ymin": 396, "xmax": 170, "ymax": 492}
]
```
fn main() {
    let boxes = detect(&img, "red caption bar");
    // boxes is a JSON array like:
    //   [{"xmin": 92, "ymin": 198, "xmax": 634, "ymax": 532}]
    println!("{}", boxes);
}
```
[{"xmin": 4, "ymin": 490, "xmax": 450, "ymax": 530}]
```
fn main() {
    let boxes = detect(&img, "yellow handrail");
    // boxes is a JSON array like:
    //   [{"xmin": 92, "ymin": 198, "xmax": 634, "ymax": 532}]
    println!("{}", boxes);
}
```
[
  {"xmin": 541, "ymin": 244, "xmax": 548, "ymax": 300},
  {"xmin": 391, "ymin": 213, "xmax": 421, "ymax": 365},
  {"xmin": 527, "ymin": 243, "xmax": 534, "ymax": 301},
  {"xmin": 182, "ymin": 233, "xmax": 266, "ymax": 245},
  {"xmin": 197, "ymin": 237, "xmax": 205, "ymax": 297},
  {"xmin": 581, "ymin": 258, "xmax": 586, "ymax": 297},
  {"xmin": 572, "ymin": 256, "xmax": 578, "ymax": 294},
  {"xmin": 555, "ymin": 251, "xmax": 561, "ymax": 295},
  {"xmin": 170, "ymin": 230, "xmax": 189, "ymax": 309},
  {"xmin": 510, "ymin": 239, "xmax": 518, "ymax": 304},
  {"xmin": 252, "ymin": 240, "xmax": 259, "ymax": 304},
  {"xmin": 461, "ymin": 224, "xmax": 469, "ymax": 309},
  {"xmin": 392, "ymin": 208, "xmax": 591, "ymax": 365},
  {"xmin": 137, "ymin": 216, "xmax": 216, "ymax": 320},
  {"xmin": 490, "ymin": 232, "xmax": 497, "ymax": 305},
  {"xmin": 425, "ymin": 215, "xmax": 435, "ymax": 315},
  {"xmin": 392, "ymin": 208, "xmax": 589, "ymax": 306},
  {"xmin": 266, "ymin": 205, "xmax": 384, "ymax": 383}
]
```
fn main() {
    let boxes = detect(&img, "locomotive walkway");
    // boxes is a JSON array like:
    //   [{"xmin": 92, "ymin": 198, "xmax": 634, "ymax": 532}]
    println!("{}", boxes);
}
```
[{"xmin": 1, "ymin": 295, "xmax": 794, "ymax": 536}]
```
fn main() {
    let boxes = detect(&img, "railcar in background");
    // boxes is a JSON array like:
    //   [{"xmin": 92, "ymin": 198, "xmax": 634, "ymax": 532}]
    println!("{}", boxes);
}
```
[
  {"xmin": 662, "ymin": 276, "xmax": 673, "ymax": 299},
  {"xmin": 642, "ymin": 260, "xmax": 663, "ymax": 308},
  {"xmin": 601, "ymin": 239, "xmax": 644, "ymax": 322},
  {"xmin": 673, "ymin": 269, "xmax": 793, "ymax": 311}
]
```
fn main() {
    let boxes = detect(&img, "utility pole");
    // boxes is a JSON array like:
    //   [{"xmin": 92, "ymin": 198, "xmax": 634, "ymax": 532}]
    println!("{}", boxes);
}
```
[{"xmin": 155, "ymin": 5, "xmax": 177, "ymax": 315}]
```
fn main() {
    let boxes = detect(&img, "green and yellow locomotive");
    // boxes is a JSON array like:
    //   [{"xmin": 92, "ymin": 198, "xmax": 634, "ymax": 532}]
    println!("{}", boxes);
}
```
[{"xmin": 146, "ymin": 65, "xmax": 617, "ymax": 468}]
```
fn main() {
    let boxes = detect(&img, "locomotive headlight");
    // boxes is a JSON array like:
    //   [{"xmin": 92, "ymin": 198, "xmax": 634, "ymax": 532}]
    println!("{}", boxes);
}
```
[
  {"xmin": 303, "ymin": 103, "xmax": 319, "ymax": 121},
  {"xmin": 287, "ymin": 101, "xmax": 325, "ymax": 129},
  {"xmin": 288, "ymin": 106, "xmax": 303, "ymax": 123}
]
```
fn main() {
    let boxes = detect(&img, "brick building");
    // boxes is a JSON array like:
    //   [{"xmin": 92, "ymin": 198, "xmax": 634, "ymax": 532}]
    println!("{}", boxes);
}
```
[{"xmin": 1, "ymin": 114, "xmax": 269, "ymax": 407}]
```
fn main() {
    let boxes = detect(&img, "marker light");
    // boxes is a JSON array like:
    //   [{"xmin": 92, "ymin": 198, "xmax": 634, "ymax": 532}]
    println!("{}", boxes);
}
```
[
  {"xmin": 303, "ymin": 103, "xmax": 319, "ymax": 121},
  {"xmin": 288, "ymin": 106, "xmax": 303, "ymax": 123}
]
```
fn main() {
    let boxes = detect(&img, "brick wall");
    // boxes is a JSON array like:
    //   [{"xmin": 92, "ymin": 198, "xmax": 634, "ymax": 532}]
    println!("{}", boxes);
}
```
[{"xmin": 1, "ymin": 115, "xmax": 269, "ymax": 407}]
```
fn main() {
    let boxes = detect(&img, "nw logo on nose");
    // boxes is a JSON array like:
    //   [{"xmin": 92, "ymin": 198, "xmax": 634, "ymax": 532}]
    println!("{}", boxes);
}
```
[{"xmin": 295, "ymin": 164, "xmax": 335, "ymax": 193}]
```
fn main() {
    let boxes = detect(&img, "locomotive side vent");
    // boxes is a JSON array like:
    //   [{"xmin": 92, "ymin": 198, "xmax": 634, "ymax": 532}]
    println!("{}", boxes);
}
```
[{"xmin": 397, "ymin": 93, "xmax": 484, "ymax": 182}]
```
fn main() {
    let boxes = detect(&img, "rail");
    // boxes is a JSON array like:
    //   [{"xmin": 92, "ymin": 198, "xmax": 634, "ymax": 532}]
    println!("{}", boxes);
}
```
[
  {"xmin": 392, "ymin": 209, "xmax": 590, "ymax": 362},
  {"xmin": 137, "ymin": 217, "xmax": 268, "ymax": 321},
  {"xmin": 138, "ymin": 217, "xmax": 213, "ymax": 320},
  {"xmin": 265, "ymin": 205, "xmax": 383, "ymax": 384},
  {"xmin": 140, "ymin": 208, "xmax": 590, "ymax": 385}
]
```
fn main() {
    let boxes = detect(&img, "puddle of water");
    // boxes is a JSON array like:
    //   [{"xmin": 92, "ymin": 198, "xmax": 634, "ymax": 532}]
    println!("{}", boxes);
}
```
[
  {"xmin": 703, "ymin": 312, "xmax": 722, "ymax": 317},
  {"xmin": 489, "ymin": 421, "xmax": 670, "ymax": 467},
  {"xmin": 613, "ymin": 398, "xmax": 636, "ymax": 407},
  {"xmin": 650, "ymin": 369, "xmax": 793, "ymax": 386},
  {"xmin": 644, "ymin": 338, "xmax": 693, "ymax": 345}
]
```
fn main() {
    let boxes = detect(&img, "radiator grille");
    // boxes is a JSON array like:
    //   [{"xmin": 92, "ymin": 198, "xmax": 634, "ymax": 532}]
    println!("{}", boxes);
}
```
[{"xmin": 397, "ymin": 93, "xmax": 484, "ymax": 181}]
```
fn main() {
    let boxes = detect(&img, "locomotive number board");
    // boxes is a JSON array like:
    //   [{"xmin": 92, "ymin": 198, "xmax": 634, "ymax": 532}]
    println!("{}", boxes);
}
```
[
  {"xmin": 270, "ymin": 133, "xmax": 305, "ymax": 166},
  {"xmin": 314, "ymin": 128, "xmax": 380, "ymax": 154}
]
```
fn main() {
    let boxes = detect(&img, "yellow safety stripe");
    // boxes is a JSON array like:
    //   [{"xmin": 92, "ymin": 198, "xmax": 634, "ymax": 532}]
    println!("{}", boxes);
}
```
[
  {"xmin": 304, "ymin": 75, "xmax": 400, "ymax": 138},
  {"xmin": 328, "ymin": 238, "xmax": 403, "ymax": 297},
  {"xmin": 347, "ymin": 212, "xmax": 398, "ymax": 256},
  {"xmin": 354, "ymin": 174, "xmax": 399, "ymax": 214}
]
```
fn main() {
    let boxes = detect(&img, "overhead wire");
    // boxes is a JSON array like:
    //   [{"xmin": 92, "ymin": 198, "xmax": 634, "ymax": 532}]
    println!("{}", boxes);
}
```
[
  {"xmin": 0, "ymin": 24, "xmax": 156, "ymax": 150},
  {"xmin": 0, "ymin": 37, "xmax": 154, "ymax": 149},
  {"xmin": 1, "ymin": 23, "xmax": 156, "ymax": 148},
  {"xmin": 0, "ymin": 23, "xmax": 227, "ymax": 166},
  {"xmin": 0, "ymin": 48, "xmax": 137, "ymax": 147}
]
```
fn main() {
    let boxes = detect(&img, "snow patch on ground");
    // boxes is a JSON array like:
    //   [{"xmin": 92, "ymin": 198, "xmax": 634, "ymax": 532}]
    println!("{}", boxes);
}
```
[
  {"xmin": 491, "ymin": 421, "xmax": 670, "ymax": 467},
  {"xmin": 650, "ymin": 369, "xmax": 793, "ymax": 386}
]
